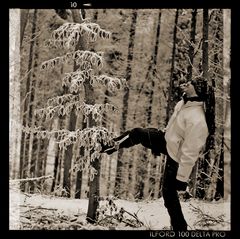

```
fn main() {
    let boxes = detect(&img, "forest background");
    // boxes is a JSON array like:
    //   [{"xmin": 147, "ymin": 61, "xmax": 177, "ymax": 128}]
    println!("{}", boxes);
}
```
[{"xmin": 9, "ymin": 8, "xmax": 231, "ymax": 230}]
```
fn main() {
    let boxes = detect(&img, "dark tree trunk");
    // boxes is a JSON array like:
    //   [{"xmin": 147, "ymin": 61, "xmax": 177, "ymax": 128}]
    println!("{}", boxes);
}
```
[
  {"xmin": 138, "ymin": 10, "xmax": 162, "ymax": 199},
  {"xmin": 145, "ymin": 10, "xmax": 161, "ymax": 125},
  {"xmin": 166, "ymin": 9, "xmax": 179, "ymax": 123},
  {"xmin": 63, "ymin": 110, "xmax": 77, "ymax": 196},
  {"xmin": 20, "ymin": 9, "xmax": 29, "ymax": 46},
  {"xmin": 202, "ymin": 9, "xmax": 209, "ymax": 81},
  {"xmin": 62, "ymin": 9, "xmax": 86, "ymax": 197},
  {"xmin": 186, "ymin": 9, "xmax": 197, "ymax": 81},
  {"xmin": 197, "ymin": 9, "xmax": 217, "ymax": 199},
  {"xmin": 114, "ymin": 9, "xmax": 138, "ymax": 197},
  {"xmin": 85, "ymin": 77, "xmax": 99, "ymax": 223},
  {"xmin": 186, "ymin": 9, "xmax": 198, "ymax": 194},
  {"xmin": 20, "ymin": 10, "xmax": 38, "ymax": 190},
  {"xmin": 75, "ymin": 9, "xmax": 99, "ymax": 200},
  {"xmin": 75, "ymin": 144, "xmax": 84, "ymax": 198},
  {"xmin": 51, "ymin": 146, "xmax": 59, "ymax": 192},
  {"xmin": 78, "ymin": 9, "xmax": 102, "ymax": 222},
  {"xmin": 206, "ymin": 10, "xmax": 224, "ymax": 201}
]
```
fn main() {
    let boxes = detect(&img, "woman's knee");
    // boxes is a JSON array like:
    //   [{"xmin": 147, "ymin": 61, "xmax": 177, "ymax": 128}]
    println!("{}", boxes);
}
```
[{"xmin": 129, "ymin": 128, "xmax": 144, "ymax": 144}]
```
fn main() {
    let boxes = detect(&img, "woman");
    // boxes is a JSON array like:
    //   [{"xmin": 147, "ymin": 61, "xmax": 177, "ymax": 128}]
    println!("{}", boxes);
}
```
[{"xmin": 100, "ymin": 77, "xmax": 209, "ymax": 230}]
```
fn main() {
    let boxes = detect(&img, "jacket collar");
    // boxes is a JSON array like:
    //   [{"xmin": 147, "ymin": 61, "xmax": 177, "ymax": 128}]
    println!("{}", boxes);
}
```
[{"xmin": 182, "ymin": 100, "xmax": 204, "ymax": 108}]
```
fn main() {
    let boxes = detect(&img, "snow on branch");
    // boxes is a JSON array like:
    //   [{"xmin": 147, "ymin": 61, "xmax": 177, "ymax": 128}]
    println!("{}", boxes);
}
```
[
  {"xmin": 21, "ymin": 125, "xmax": 115, "ymax": 153},
  {"xmin": 10, "ymin": 175, "xmax": 53, "ymax": 183},
  {"xmin": 40, "ymin": 50, "xmax": 104, "ymax": 71},
  {"xmin": 92, "ymin": 74, "xmax": 128, "ymax": 94},
  {"xmin": 35, "ymin": 99, "xmax": 118, "ymax": 122},
  {"xmin": 20, "ymin": 125, "xmax": 115, "ymax": 181},
  {"xmin": 95, "ymin": 196, "xmax": 144, "ymax": 228},
  {"xmin": 61, "ymin": 69, "xmax": 127, "ymax": 94},
  {"xmin": 190, "ymin": 203, "xmax": 230, "ymax": 228},
  {"xmin": 44, "ymin": 22, "xmax": 111, "ymax": 49},
  {"xmin": 62, "ymin": 70, "xmax": 91, "ymax": 93}
]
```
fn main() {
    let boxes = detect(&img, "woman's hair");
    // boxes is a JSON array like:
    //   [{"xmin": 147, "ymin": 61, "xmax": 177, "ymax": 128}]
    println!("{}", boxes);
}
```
[{"xmin": 191, "ymin": 77, "xmax": 208, "ymax": 101}]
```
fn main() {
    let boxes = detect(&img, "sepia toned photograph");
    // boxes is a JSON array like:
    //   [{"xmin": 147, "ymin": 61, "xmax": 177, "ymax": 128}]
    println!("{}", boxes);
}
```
[{"xmin": 9, "ymin": 7, "xmax": 231, "ymax": 234}]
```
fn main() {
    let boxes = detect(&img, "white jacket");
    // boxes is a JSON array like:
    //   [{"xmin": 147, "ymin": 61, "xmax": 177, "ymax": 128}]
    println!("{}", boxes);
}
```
[{"xmin": 165, "ymin": 100, "xmax": 209, "ymax": 182}]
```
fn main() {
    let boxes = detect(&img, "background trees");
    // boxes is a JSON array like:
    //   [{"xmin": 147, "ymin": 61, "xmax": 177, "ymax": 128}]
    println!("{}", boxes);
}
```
[{"xmin": 10, "ymin": 9, "xmax": 230, "ymax": 212}]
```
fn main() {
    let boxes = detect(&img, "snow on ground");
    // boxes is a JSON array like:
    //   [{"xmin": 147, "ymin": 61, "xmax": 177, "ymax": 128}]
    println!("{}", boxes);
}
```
[{"xmin": 9, "ymin": 187, "xmax": 230, "ymax": 230}]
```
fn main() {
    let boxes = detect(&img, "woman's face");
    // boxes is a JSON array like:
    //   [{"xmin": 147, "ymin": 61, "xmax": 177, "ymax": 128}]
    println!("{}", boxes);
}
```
[{"xmin": 179, "ymin": 81, "xmax": 197, "ymax": 97}]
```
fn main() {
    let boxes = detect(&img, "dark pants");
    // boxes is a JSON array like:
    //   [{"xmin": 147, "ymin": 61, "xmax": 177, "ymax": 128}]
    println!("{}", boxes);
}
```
[
  {"xmin": 162, "ymin": 156, "xmax": 187, "ymax": 230},
  {"xmin": 110, "ymin": 127, "xmax": 188, "ymax": 230},
  {"xmin": 114, "ymin": 128, "xmax": 168, "ymax": 156}
]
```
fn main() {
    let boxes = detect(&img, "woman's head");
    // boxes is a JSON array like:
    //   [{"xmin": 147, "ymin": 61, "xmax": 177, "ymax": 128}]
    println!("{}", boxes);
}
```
[
  {"xmin": 191, "ymin": 77, "xmax": 208, "ymax": 101},
  {"xmin": 179, "ymin": 76, "xmax": 208, "ymax": 100}
]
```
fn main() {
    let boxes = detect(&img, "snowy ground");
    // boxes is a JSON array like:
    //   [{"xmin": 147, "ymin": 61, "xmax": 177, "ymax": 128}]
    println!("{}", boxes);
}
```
[{"xmin": 9, "ymin": 186, "xmax": 230, "ymax": 230}]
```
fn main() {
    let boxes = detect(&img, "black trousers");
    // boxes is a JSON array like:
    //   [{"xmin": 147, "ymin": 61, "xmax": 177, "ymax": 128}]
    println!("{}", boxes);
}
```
[
  {"xmin": 113, "ymin": 128, "xmax": 168, "ymax": 156},
  {"xmin": 111, "ymin": 128, "xmax": 188, "ymax": 230},
  {"xmin": 162, "ymin": 156, "xmax": 187, "ymax": 230}
]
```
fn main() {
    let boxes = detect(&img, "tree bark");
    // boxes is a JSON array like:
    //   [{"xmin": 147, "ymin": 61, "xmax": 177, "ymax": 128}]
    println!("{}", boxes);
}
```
[
  {"xmin": 166, "ymin": 9, "xmax": 179, "ymax": 123},
  {"xmin": 186, "ymin": 9, "xmax": 198, "ymax": 195},
  {"xmin": 186, "ymin": 9, "xmax": 197, "ymax": 81},
  {"xmin": 202, "ymin": 9, "xmax": 209, "ymax": 81},
  {"xmin": 20, "ymin": 9, "xmax": 29, "ymax": 46},
  {"xmin": 206, "ymin": 10, "xmax": 224, "ymax": 201},
  {"xmin": 141, "ymin": 10, "xmax": 162, "ymax": 199},
  {"xmin": 10, "ymin": 9, "xmax": 21, "ymax": 179},
  {"xmin": 114, "ymin": 9, "xmax": 138, "ymax": 197},
  {"xmin": 62, "ymin": 9, "xmax": 85, "ymax": 197},
  {"xmin": 20, "ymin": 9, "xmax": 38, "ymax": 188},
  {"xmin": 222, "ymin": 9, "xmax": 231, "ymax": 201}
]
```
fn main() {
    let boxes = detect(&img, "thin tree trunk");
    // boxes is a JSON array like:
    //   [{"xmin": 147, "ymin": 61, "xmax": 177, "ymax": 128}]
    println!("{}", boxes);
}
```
[
  {"xmin": 75, "ymin": 145, "xmax": 84, "ymax": 198},
  {"xmin": 28, "ymin": 18, "xmax": 41, "ymax": 192},
  {"xmin": 20, "ymin": 9, "xmax": 29, "ymax": 46},
  {"xmin": 114, "ymin": 9, "xmax": 138, "ymax": 197},
  {"xmin": 10, "ymin": 9, "xmax": 21, "ymax": 179},
  {"xmin": 199, "ymin": 9, "xmax": 217, "ymax": 200},
  {"xmin": 141, "ymin": 10, "xmax": 162, "ymax": 199},
  {"xmin": 222, "ymin": 9, "xmax": 231, "ymax": 201},
  {"xmin": 51, "ymin": 145, "xmax": 60, "ymax": 192},
  {"xmin": 206, "ymin": 10, "xmax": 224, "ymax": 200},
  {"xmin": 20, "ymin": 9, "xmax": 38, "ymax": 190},
  {"xmin": 166, "ymin": 9, "xmax": 179, "ymax": 123},
  {"xmin": 63, "ymin": 111, "xmax": 77, "ymax": 196},
  {"xmin": 187, "ymin": 9, "xmax": 198, "ymax": 194},
  {"xmin": 146, "ymin": 10, "xmax": 161, "ymax": 124},
  {"xmin": 153, "ymin": 156, "xmax": 161, "ymax": 199},
  {"xmin": 186, "ymin": 9, "xmax": 197, "ymax": 81},
  {"xmin": 202, "ymin": 9, "xmax": 209, "ymax": 80}
]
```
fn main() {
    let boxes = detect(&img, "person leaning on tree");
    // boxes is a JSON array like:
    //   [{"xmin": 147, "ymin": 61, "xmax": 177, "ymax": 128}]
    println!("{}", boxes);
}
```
[{"xmin": 100, "ymin": 76, "xmax": 209, "ymax": 231}]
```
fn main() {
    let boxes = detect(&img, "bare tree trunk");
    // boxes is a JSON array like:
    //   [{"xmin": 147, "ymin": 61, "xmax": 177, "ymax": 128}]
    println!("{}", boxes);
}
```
[
  {"xmin": 51, "ymin": 144, "xmax": 60, "ymax": 192},
  {"xmin": 202, "ymin": 9, "xmax": 209, "ymax": 80},
  {"xmin": 206, "ymin": 10, "xmax": 224, "ymax": 201},
  {"xmin": 186, "ymin": 9, "xmax": 197, "ymax": 81},
  {"xmin": 10, "ymin": 9, "xmax": 21, "ymax": 179},
  {"xmin": 223, "ymin": 9, "xmax": 231, "ymax": 201},
  {"xmin": 20, "ymin": 9, "xmax": 29, "ymax": 46},
  {"xmin": 28, "ymin": 19, "xmax": 41, "ymax": 193},
  {"xmin": 141, "ymin": 10, "xmax": 162, "ymax": 199},
  {"xmin": 187, "ymin": 9, "xmax": 198, "ymax": 195},
  {"xmin": 166, "ymin": 9, "xmax": 179, "ymax": 123},
  {"xmin": 63, "ymin": 111, "xmax": 77, "ymax": 196},
  {"xmin": 114, "ymin": 9, "xmax": 138, "ymax": 197},
  {"xmin": 20, "ymin": 10, "xmax": 38, "ymax": 190},
  {"xmin": 75, "ymin": 145, "xmax": 84, "ymax": 198},
  {"xmin": 153, "ymin": 156, "xmax": 161, "ymax": 199}
]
